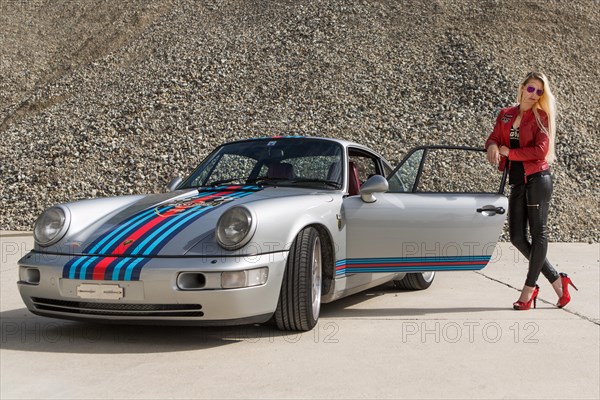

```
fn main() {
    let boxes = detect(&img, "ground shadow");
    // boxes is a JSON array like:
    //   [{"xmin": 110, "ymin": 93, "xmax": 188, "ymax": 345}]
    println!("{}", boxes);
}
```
[
  {"xmin": 320, "ymin": 282, "xmax": 514, "ymax": 319},
  {"xmin": 1, "ymin": 282, "xmax": 518, "ymax": 354},
  {"xmin": 0, "ymin": 308, "xmax": 292, "ymax": 354}
]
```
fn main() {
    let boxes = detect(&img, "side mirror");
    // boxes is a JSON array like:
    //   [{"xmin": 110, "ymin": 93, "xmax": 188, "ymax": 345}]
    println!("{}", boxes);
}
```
[
  {"xmin": 167, "ymin": 177, "xmax": 182, "ymax": 192},
  {"xmin": 359, "ymin": 175, "xmax": 389, "ymax": 203}
]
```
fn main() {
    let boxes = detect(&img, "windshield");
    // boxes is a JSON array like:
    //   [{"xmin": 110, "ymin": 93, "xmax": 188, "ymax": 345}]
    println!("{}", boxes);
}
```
[{"xmin": 180, "ymin": 138, "xmax": 344, "ymax": 190}]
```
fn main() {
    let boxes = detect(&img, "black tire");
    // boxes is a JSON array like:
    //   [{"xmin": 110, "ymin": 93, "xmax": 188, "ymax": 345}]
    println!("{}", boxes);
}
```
[
  {"xmin": 393, "ymin": 271, "xmax": 435, "ymax": 290},
  {"xmin": 274, "ymin": 227, "xmax": 322, "ymax": 331}
]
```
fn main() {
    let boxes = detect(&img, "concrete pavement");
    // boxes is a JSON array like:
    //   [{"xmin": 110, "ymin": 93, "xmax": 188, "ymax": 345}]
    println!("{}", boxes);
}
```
[{"xmin": 1, "ymin": 233, "xmax": 598, "ymax": 399}]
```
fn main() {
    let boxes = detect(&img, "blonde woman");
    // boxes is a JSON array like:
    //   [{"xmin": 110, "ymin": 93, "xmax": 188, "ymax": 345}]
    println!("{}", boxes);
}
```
[{"xmin": 485, "ymin": 71, "xmax": 577, "ymax": 310}]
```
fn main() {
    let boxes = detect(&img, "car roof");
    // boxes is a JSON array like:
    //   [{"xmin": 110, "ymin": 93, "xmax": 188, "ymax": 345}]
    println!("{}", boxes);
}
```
[{"xmin": 227, "ymin": 136, "xmax": 382, "ymax": 156}]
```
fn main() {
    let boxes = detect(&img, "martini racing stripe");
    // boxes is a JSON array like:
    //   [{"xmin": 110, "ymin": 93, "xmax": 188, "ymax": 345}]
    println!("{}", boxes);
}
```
[
  {"xmin": 91, "ymin": 256, "xmax": 117, "ymax": 280},
  {"xmin": 87, "ymin": 185, "xmax": 254, "ymax": 256},
  {"xmin": 123, "ymin": 257, "xmax": 149, "ymax": 281},
  {"xmin": 109, "ymin": 188, "xmax": 241, "ymax": 255},
  {"xmin": 112, "ymin": 196, "xmax": 215, "ymax": 256},
  {"xmin": 108, "ymin": 205, "xmax": 188, "ymax": 255},
  {"xmin": 109, "ymin": 256, "xmax": 134, "ymax": 281},
  {"xmin": 84, "ymin": 190, "xmax": 223, "ymax": 254},
  {"xmin": 335, "ymin": 255, "xmax": 491, "ymax": 276},
  {"xmin": 129, "ymin": 188, "xmax": 254, "ymax": 257},
  {"xmin": 136, "ymin": 205, "xmax": 212, "ymax": 255},
  {"xmin": 68, "ymin": 256, "xmax": 98, "ymax": 279},
  {"xmin": 63, "ymin": 255, "xmax": 150, "ymax": 281},
  {"xmin": 62, "ymin": 186, "xmax": 261, "ymax": 281},
  {"xmin": 85, "ymin": 206, "xmax": 167, "ymax": 255}
]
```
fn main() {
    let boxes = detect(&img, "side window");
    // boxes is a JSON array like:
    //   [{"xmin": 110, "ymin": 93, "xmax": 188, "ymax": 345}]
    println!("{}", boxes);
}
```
[
  {"xmin": 417, "ymin": 148, "xmax": 499, "ymax": 193},
  {"xmin": 388, "ymin": 147, "xmax": 501, "ymax": 194},
  {"xmin": 387, "ymin": 149, "xmax": 423, "ymax": 192},
  {"xmin": 382, "ymin": 162, "xmax": 393, "ymax": 178},
  {"xmin": 349, "ymin": 152, "xmax": 379, "ymax": 183}
]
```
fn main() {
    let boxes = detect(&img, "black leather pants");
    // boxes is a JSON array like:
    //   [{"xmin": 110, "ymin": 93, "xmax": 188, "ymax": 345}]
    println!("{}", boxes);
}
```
[{"xmin": 508, "ymin": 171, "xmax": 559, "ymax": 287}]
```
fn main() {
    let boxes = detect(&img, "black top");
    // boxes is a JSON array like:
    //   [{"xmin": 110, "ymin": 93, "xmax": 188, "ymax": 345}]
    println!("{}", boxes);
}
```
[{"xmin": 509, "ymin": 126, "xmax": 525, "ymax": 184}]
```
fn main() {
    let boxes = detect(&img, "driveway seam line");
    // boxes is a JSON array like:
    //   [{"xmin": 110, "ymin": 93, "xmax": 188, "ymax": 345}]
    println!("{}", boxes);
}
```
[{"xmin": 475, "ymin": 271, "xmax": 600, "ymax": 326}]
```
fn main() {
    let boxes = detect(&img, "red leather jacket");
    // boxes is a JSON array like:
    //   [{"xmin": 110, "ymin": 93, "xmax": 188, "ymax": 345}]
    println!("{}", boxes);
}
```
[{"xmin": 485, "ymin": 105, "xmax": 550, "ymax": 180}]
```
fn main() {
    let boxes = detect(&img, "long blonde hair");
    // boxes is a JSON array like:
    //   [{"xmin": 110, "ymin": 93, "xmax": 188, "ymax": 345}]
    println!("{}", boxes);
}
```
[{"xmin": 517, "ymin": 71, "xmax": 557, "ymax": 163}]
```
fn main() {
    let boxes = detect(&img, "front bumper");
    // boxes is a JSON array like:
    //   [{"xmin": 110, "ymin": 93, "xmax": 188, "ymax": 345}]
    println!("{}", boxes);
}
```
[{"xmin": 17, "ymin": 251, "xmax": 287, "ymax": 325}]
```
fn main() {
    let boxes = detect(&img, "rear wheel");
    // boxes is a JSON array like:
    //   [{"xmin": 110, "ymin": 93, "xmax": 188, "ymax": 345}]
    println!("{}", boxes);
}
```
[
  {"xmin": 274, "ymin": 227, "xmax": 322, "ymax": 331},
  {"xmin": 393, "ymin": 271, "xmax": 435, "ymax": 290}
]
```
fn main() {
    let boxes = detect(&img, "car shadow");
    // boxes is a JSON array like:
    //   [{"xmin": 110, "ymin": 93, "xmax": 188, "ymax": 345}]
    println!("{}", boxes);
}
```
[
  {"xmin": 320, "ymin": 283, "xmax": 510, "ymax": 318},
  {"xmin": 1, "ymin": 284, "xmax": 511, "ymax": 354},
  {"xmin": 0, "ymin": 308, "xmax": 292, "ymax": 354}
]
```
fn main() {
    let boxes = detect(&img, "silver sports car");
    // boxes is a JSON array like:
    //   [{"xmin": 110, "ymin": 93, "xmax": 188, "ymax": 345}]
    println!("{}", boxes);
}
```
[{"xmin": 18, "ymin": 137, "xmax": 508, "ymax": 331}]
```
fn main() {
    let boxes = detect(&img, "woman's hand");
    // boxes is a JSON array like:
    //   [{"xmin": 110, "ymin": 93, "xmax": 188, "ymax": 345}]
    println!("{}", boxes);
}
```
[
  {"xmin": 499, "ymin": 146, "xmax": 510, "ymax": 157},
  {"xmin": 487, "ymin": 144, "xmax": 500, "ymax": 164}
]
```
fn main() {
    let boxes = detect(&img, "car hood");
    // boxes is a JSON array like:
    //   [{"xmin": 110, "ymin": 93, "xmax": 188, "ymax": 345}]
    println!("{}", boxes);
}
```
[{"xmin": 51, "ymin": 185, "xmax": 333, "ymax": 257}]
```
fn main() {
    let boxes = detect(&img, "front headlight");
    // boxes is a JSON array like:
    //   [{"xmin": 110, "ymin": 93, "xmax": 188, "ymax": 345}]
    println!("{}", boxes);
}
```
[
  {"xmin": 33, "ymin": 206, "xmax": 70, "ymax": 247},
  {"xmin": 216, "ymin": 207, "xmax": 256, "ymax": 250}
]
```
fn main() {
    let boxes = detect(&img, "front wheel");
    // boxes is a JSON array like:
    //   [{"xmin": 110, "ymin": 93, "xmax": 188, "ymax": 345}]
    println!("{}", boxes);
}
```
[
  {"xmin": 393, "ymin": 271, "xmax": 435, "ymax": 290},
  {"xmin": 274, "ymin": 227, "xmax": 322, "ymax": 331}
]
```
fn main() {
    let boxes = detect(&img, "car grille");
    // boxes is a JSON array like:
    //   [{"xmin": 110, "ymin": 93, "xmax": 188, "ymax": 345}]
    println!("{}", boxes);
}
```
[{"xmin": 31, "ymin": 297, "xmax": 204, "ymax": 317}]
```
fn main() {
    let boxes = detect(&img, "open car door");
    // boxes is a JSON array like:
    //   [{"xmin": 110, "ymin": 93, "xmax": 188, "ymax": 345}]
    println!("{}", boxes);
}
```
[{"xmin": 342, "ymin": 146, "xmax": 508, "ymax": 277}]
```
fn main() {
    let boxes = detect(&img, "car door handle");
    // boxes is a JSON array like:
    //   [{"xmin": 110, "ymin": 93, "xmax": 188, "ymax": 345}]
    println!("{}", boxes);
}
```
[{"xmin": 476, "ymin": 206, "xmax": 505, "ymax": 216}]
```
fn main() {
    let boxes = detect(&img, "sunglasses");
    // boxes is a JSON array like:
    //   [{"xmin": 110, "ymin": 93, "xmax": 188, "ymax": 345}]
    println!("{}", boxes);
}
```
[{"xmin": 525, "ymin": 85, "xmax": 544, "ymax": 96}]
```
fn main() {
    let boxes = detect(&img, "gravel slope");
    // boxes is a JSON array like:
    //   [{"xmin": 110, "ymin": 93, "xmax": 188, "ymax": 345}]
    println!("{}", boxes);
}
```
[{"xmin": 1, "ymin": 0, "xmax": 598, "ymax": 242}]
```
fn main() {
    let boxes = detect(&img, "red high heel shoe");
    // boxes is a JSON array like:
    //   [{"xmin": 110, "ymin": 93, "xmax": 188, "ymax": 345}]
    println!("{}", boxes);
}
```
[
  {"xmin": 513, "ymin": 285, "xmax": 540, "ymax": 310},
  {"xmin": 557, "ymin": 272, "xmax": 578, "ymax": 308}
]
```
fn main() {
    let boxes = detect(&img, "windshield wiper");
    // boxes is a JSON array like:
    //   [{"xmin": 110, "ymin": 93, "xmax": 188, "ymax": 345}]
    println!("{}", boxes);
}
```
[
  {"xmin": 205, "ymin": 177, "xmax": 290, "ymax": 187},
  {"xmin": 205, "ymin": 177, "xmax": 340, "ymax": 189},
  {"xmin": 246, "ymin": 177, "xmax": 291, "ymax": 185},
  {"xmin": 205, "ymin": 178, "xmax": 245, "ymax": 186},
  {"xmin": 288, "ymin": 178, "xmax": 342, "ymax": 189}
]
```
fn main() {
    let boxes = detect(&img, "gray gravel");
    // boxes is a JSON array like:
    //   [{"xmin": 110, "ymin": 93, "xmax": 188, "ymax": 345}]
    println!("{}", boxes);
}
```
[{"xmin": 1, "ymin": 0, "xmax": 598, "ymax": 242}]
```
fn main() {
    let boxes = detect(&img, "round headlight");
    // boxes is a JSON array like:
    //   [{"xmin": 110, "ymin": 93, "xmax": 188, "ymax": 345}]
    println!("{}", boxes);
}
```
[
  {"xmin": 34, "ymin": 206, "xmax": 70, "ymax": 247},
  {"xmin": 216, "ymin": 207, "xmax": 255, "ymax": 250}
]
